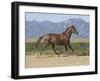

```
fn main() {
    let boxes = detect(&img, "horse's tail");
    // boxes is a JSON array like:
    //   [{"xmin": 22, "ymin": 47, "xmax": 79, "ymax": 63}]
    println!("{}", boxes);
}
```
[{"xmin": 36, "ymin": 35, "xmax": 45, "ymax": 47}]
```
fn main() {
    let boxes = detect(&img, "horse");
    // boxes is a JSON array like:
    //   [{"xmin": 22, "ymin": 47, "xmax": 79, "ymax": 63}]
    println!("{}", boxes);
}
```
[{"xmin": 36, "ymin": 25, "xmax": 78, "ymax": 56}]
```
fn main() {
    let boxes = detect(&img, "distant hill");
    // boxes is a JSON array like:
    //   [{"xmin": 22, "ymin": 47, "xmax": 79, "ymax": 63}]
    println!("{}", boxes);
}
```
[{"xmin": 25, "ymin": 18, "xmax": 89, "ymax": 39}]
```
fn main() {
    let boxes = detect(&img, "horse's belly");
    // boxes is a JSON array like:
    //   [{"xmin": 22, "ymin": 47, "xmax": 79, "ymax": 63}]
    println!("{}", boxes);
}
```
[
  {"xmin": 56, "ymin": 43, "xmax": 64, "ymax": 45},
  {"xmin": 55, "ymin": 40, "xmax": 65, "ymax": 45}
]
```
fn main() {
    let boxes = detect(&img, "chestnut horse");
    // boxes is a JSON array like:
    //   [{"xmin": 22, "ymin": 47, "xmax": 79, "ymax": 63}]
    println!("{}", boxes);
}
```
[{"xmin": 36, "ymin": 25, "xmax": 78, "ymax": 56}]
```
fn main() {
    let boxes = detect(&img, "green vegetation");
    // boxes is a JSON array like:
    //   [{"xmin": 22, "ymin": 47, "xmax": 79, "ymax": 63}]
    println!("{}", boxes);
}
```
[{"xmin": 25, "ymin": 42, "xmax": 89, "ymax": 56}]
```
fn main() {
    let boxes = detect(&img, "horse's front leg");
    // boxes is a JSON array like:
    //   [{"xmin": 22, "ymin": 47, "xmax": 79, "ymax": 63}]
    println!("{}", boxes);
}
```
[
  {"xmin": 68, "ymin": 44, "xmax": 78, "ymax": 56},
  {"xmin": 51, "ymin": 43, "xmax": 60, "ymax": 57},
  {"xmin": 68, "ymin": 44, "xmax": 74, "ymax": 52}
]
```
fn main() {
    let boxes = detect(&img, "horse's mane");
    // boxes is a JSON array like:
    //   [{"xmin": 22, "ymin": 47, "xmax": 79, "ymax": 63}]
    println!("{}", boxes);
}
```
[{"xmin": 62, "ymin": 27, "xmax": 70, "ymax": 34}]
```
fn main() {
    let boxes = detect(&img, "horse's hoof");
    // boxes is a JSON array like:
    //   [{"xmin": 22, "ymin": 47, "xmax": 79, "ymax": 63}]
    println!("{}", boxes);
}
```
[{"xmin": 57, "ymin": 54, "xmax": 60, "ymax": 57}]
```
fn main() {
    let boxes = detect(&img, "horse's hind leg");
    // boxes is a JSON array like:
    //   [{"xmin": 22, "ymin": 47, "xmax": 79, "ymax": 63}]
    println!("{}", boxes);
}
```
[
  {"xmin": 51, "ymin": 44, "xmax": 60, "ymax": 57},
  {"xmin": 40, "ymin": 43, "xmax": 50, "ymax": 56}
]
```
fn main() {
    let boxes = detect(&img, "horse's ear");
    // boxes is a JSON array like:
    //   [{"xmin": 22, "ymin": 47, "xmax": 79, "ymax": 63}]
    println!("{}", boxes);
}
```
[
  {"xmin": 71, "ymin": 24, "xmax": 73, "ymax": 27},
  {"xmin": 72, "ymin": 25, "xmax": 75, "ymax": 27}
]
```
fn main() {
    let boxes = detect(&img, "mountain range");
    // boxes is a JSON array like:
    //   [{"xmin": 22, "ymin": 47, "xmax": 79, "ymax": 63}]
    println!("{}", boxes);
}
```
[{"xmin": 25, "ymin": 18, "xmax": 89, "ymax": 39}]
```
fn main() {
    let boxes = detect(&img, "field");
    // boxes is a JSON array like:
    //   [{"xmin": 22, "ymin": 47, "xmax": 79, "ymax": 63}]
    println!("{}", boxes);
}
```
[
  {"xmin": 25, "ymin": 40, "xmax": 89, "ymax": 68},
  {"xmin": 26, "ymin": 41, "xmax": 89, "ymax": 56}
]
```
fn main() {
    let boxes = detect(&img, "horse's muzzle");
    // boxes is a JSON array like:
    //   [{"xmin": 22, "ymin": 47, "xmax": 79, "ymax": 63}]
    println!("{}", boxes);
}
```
[{"xmin": 74, "ymin": 31, "xmax": 78, "ymax": 35}]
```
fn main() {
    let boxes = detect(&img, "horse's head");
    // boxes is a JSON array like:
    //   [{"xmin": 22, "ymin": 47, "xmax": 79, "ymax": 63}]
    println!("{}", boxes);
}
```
[{"xmin": 69, "ymin": 25, "xmax": 78, "ymax": 35}]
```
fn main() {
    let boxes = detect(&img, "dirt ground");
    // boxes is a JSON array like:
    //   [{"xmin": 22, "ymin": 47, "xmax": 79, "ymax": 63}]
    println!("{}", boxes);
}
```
[{"xmin": 25, "ymin": 55, "xmax": 89, "ymax": 68}]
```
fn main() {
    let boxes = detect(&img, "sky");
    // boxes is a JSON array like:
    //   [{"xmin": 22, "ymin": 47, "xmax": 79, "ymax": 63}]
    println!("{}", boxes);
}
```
[{"xmin": 25, "ymin": 12, "xmax": 89, "ymax": 23}]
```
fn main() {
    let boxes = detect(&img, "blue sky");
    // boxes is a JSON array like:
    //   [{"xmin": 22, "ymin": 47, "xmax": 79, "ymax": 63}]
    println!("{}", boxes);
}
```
[{"xmin": 25, "ymin": 12, "xmax": 89, "ymax": 23}]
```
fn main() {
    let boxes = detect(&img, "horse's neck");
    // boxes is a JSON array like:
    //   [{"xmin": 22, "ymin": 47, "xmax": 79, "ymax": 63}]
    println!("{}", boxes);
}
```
[{"xmin": 63, "ymin": 30, "xmax": 72, "ymax": 39}]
